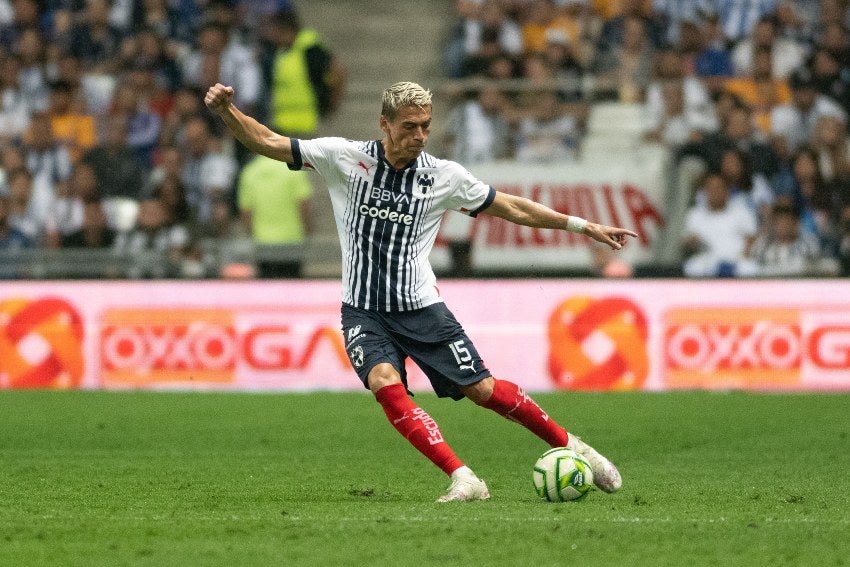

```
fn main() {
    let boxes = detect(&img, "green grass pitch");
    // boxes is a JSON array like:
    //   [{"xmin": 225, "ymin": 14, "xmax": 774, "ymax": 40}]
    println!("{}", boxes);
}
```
[{"xmin": 0, "ymin": 390, "xmax": 848, "ymax": 566}]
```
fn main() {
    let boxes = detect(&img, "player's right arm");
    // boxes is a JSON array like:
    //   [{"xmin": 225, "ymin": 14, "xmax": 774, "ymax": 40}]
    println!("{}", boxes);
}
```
[{"xmin": 204, "ymin": 83, "xmax": 295, "ymax": 164}]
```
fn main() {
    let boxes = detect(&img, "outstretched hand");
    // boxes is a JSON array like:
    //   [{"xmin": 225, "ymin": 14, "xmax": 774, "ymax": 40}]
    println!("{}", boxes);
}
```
[
  {"xmin": 584, "ymin": 223, "xmax": 639, "ymax": 250},
  {"xmin": 204, "ymin": 83, "xmax": 235, "ymax": 114}
]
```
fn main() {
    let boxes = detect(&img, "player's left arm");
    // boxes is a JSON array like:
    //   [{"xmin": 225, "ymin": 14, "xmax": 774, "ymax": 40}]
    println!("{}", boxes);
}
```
[{"xmin": 482, "ymin": 191, "xmax": 638, "ymax": 250}]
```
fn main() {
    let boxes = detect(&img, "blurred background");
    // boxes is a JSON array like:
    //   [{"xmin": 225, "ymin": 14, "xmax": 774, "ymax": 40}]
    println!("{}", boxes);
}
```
[{"xmin": 2, "ymin": 0, "xmax": 849, "ymax": 281}]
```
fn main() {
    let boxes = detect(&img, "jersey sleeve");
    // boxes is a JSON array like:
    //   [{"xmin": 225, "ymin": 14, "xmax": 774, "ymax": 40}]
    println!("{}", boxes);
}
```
[
  {"xmin": 444, "ymin": 161, "xmax": 496, "ymax": 217},
  {"xmin": 287, "ymin": 137, "xmax": 348, "ymax": 178}
]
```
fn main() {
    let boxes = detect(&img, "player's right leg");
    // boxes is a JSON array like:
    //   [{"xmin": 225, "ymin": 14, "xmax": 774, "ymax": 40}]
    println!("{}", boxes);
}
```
[{"xmin": 464, "ymin": 377, "xmax": 622, "ymax": 493}]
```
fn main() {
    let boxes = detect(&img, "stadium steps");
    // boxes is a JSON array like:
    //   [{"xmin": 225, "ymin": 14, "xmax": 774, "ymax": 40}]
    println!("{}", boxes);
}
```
[{"xmin": 294, "ymin": 0, "xmax": 453, "ymax": 277}]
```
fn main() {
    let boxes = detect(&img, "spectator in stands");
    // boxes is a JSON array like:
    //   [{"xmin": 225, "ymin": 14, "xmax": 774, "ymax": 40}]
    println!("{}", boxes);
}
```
[
  {"xmin": 0, "ymin": 190, "xmax": 32, "ymax": 250},
  {"xmin": 718, "ymin": 0, "xmax": 778, "ymax": 45},
  {"xmin": 237, "ymin": 0, "xmax": 294, "ymax": 36},
  {"xmin": 718, "ymin": 147, "xmax": 775, "ymax": 224},
  {"xmin": 818, "ymin": 20, "xmax": 850, "ymax": 60},
  {"xmin": 112, "ymin": 197, "xmax": 191, "ymax": 278},
  {"xmin": 724, "ymin": 46, "xmax": 791, "ymax": 135},
  {"xmin": 731, "ymin": 15, "xmax": 807, "ymax": 80},
  {"xmin": 261, "ymin": 8, "xmax": 345, "ymax": 138},
  {"xmin": 81, "ymin": 113, "xmax": 146, "ymax": 202},
  {"xmin": 591, "ymin": 13, "xmax": 655, "ymax": 102},
  {"xmin": 521, "ymin": 0, "xmax": 580, "ymax": 55},
  {"xmin": 748, "ymin": 202, "xmax": 838, "ymax": 276},
  {"xmin": 809, "ymin": 46, "xmax": 850, "ymax": 115},
  {"xmin": 597, "ymin": 2, "xmax": 662, "ymax": 52},
  {"xmin": 23, "ymin": 111, "xmax": 72, "ymax": 190},
  {"xmin": 775, "ymin": 0, "xmax": 820, "ymax": 44},
  {"xmin": 179, "ymin": 114, "xmax": 237, "ymax": 226},
  {"xmin": 443, "ymin": 86, "xmax": 514, "ymax": 164},
  {"xmin": 109, "ymin": 79, "xmax": 161, "ymax": 166},
  {"xmin": 159, "ymin": 86, "xmax": 206, "ymax": 148},
  {"xmin": 22, "ymin": 111, "xmax": 72, "ymax": 231},
  {"xmin": 15, "ymin": 27, "xmax": 48, "ymax": 111},
  {"xmin": 812, "ymin": 114, "xmax": 850, "ymax": 183},
  {"xmin": 649, "ymin": 0, "xmax": 708, "ymax": 47},
  {"xmin": 681, "ymin": 102, "xmax": 781, "ymax": 178},
  {"xmin": 642, "ymin": 78, "xmax": 717, "ymax": 148},
  {"xmin": 644, "ymin": 49, "xmax": 717, "ymax": 145},
  {"xmin": 0, "ymin": 143, "xmax": 25, "ymax": 192},
  {"xmin": 120, "ymin": 28, "xmax": 182, "ymax": 98},
  {"xmin": 46, "ymin": 79, "xmax": 97, "ymax": 163},
  {"xmin": 130, "ymin": 0, "xmax": 193, "ymax": 48},
  {"xmin": 542, "ymin": 28, "xmax": 586, "ymax": 103},
  {"xmin": 460, "ymin": 25, "xmax": 513, "ymax": 78},
  {"xmin": 153, "ymin": 174, "xmax": 193, "ymax": 227},
  {"xmin": 5, "ymin": 167, "xmax": 46, "ymax": 242},
  {"xmin": 46, "ymin": 161, "xmax": 99, "ymax": 246},
  {"xmin": 238, "ymin": 154, "xmax": 312, "ymax": 278},
  {"xmin": 144, "ymin": 144, "xmax": 183, "ymax": 198},
  {"xmin": 515, "ymin": 89, "xmax": 581, "ymax": 162},
  {"xmin": 49, "ymin": 52, "xmax": 111, "ymax": 116},
  {"xmin": 686, "ymin": 17, "xmax": 735, "ymax": 95},
  {"xmin": 549, "ymin": 0, "xmax": 597, "ymax": 64},
  {"xmin": 0, "ymin": 0, "xmax": 41, "ymax": 48},
  {"xmin": 681, "ymin": 172, "xmax": 759, "ymax": 277},
  {"xmin": 61, "ymin": 198, "xmax": 115, "ymax": 249},
  {"xmin": 181, "ymin": 21, "xmax": 262, "ymax": 117},
  {"xmin": 771, "ymin": 67, "xmax": 847, "ymax": 158},
  {"xmin": 68, "ymin": 0, "xmax": 124, "ymax": 74},
  {"xmin": 444, "ymin": 0, "xmax": 523, "ymax": 78},
  {"xmin": 0, "ymin": 54, "xmax": 33, "ymax": 143},
  {"xmin": 773, "ymin": 146, "xmax": 838, "ymax": 243}
]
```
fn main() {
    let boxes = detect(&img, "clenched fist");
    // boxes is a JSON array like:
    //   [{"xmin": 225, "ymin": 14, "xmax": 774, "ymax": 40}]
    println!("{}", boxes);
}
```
[{"xmin": 204, "ymin": 83, "xmax": 235, "ymax": 114}]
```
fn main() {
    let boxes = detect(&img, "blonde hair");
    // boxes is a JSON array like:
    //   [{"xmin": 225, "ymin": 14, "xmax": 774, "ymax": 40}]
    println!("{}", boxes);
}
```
[{"xmin": 381, "ymin": 82, "xmax": 432, "ymax": 119}]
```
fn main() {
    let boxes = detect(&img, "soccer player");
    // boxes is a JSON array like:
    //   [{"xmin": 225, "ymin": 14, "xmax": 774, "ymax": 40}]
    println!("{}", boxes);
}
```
[{"xmin": 205, "ymin": 81, "xmax": 637, "ymax": 502}]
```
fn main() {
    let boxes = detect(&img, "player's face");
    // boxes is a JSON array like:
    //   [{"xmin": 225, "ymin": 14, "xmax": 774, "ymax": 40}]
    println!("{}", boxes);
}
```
[{"xmin": 381, "ymin": 104, "xmax": 431, "ymax": 166}]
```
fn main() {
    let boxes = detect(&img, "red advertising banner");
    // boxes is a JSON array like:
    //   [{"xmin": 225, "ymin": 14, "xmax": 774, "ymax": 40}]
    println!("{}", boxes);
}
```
[{"xmin": 1, "ymin": 280, "xmax": 849, "ymax": 392}]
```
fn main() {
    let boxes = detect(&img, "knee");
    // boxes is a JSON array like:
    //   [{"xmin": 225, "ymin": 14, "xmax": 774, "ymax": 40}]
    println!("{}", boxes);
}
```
[
  {"xmin": 462, "ymin": 376, "xmax": 494, "ymax": 405},
  {"xmin": 367, "ymin": 363, "xmax": 402, "ymax": 395}
]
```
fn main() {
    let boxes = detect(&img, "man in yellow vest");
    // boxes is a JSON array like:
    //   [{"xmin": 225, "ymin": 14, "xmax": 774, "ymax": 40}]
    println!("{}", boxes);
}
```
[{"xmin": 264, "ymin": 9, "xmax": 346, "ymax": 137}]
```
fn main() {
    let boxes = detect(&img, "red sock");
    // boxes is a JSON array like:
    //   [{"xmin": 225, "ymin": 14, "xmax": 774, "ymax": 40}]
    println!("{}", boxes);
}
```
[
  {"xmin": 480, "ymin": 379, "xmax": 569, "ymax": 448},
  {"xmin": 374, "ymin": 383, "xmax": 464, "ymax": 476}
]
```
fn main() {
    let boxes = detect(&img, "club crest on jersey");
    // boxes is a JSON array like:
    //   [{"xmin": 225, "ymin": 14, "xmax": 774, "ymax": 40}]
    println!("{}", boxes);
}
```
[
  {"xmin": 348, "ymin": 345, "xmax": 364, "ymax": 368},
  {"xmin": 417, "ymin": 173, "xmax": 434, "ymax": 193}
]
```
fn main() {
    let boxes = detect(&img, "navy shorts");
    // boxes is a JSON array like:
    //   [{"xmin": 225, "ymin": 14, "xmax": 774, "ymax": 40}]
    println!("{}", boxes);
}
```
[{"xmin": 341, "ymin": 302, "xmax": 491, "ymax": 400}]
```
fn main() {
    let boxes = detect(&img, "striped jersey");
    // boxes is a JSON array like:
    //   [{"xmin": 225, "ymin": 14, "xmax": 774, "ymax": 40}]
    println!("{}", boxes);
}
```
[{"xmin": 289, "ymin": 137, "xmax": 496, "ymax": 312}]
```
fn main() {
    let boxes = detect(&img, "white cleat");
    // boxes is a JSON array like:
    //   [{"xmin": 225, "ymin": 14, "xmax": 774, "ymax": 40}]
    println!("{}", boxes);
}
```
[
  {"xmin": 567, "ymin": 435, "xmax": 623, "ymax": 493},
  {"xmin": 436, "ymin": 473, "xmax": 490, "ymax": 503}
]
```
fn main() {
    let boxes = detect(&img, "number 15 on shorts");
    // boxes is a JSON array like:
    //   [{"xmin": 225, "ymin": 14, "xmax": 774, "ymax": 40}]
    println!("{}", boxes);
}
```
[{"xmin": 449, "ymin": 340, "xmax": 476, "ymax": 372}]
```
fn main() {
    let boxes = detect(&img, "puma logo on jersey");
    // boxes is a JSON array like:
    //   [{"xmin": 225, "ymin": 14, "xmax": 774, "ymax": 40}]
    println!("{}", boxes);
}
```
[{"xmin": 357, "ymin": 161, "xmax": 372, "ymax": 175}]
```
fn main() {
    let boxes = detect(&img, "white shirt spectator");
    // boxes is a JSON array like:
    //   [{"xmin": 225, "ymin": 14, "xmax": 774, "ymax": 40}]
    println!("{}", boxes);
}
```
[
  {"xmin": 731, "ymin": 37, "xmax": 807, "ymax": 79},
  {"xmin": 0, "ymin": 87, "xmax": 31, "ymax": 139},
  {"xmin": 749, "ymin": 229, "xmax": 824, "ymax": 276},
  {"xmin": 644, "ymin": 77, "xmax": 718, "ymax": 146},
  {"xmin": 683, "ymin": 195, "xmax": 759, "ymax": 277},
  {"xmin": 771, "ymin": 95, "xmax": 846, "ymax": 151}
]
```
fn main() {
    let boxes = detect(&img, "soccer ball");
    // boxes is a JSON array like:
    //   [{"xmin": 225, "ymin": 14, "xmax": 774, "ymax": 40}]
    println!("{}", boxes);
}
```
[{"xmin": 532, "ymin": 447, "xmax": 594, "ymax": 502}]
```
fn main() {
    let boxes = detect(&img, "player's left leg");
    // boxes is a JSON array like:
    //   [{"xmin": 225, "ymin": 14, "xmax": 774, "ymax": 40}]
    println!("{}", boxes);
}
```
[{"xmin": 464, "ymin": 377, "xmax": 622, "ymax": 493}]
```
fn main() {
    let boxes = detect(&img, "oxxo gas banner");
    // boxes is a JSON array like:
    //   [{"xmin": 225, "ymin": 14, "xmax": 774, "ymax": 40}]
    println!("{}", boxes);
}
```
[{"xmin": 1, "ymin": 280, "xmax": 849, "ymax": 391}]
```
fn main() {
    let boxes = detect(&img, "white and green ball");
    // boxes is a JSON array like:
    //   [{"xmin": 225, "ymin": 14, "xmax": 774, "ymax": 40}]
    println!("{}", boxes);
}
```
[{"xmin": 532, "ymin": 448, "xmax": 594, "ymax": 502}]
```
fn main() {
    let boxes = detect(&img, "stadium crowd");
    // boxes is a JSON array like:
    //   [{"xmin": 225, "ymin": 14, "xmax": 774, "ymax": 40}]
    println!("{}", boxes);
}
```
[
  {"xmin": 440, "ymin": 0, "xmax": 850, "ymax": 277},
  {"xmin": 0, "ymin": 0, "xmax": 337, "ymax": 278},
  {"xmin": 0, "ymin": 0, "xmax": 849, "ymax": 278}
]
